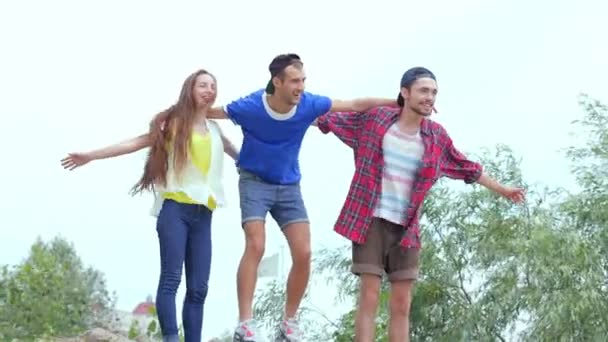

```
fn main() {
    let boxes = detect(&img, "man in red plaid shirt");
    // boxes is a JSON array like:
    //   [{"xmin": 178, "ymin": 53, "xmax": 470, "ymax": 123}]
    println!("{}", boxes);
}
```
[{"xmin": 315, "ymin": 67, "xmax": 526, "ymax": 341}]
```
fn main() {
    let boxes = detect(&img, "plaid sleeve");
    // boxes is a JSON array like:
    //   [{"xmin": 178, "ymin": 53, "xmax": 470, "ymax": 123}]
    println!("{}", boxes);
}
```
[
  {"xmin": 316, "ymin": 111, "xmax": 366, "ymax": 149},
  {"xmin": 439, "ymin": 132, "xmax": 483, "ymax": 184}
]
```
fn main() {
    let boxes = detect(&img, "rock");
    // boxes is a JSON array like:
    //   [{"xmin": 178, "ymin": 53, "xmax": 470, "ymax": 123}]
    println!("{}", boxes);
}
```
[{"xmin": 83, "ymin": 328, "xmax": 133, "ymax": 342}]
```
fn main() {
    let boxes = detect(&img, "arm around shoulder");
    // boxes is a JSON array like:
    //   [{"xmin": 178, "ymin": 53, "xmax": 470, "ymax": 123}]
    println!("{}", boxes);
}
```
[
  {"xmin": 207, "ymin": 106, "xmax": 229, "ymax": 119},
  {"xmin": 315, "ymin": 111, "xmax": 368, "ymax": 149},
  {"xmin": 330, "ymin": 97, "xmax": 397, "ymax": 113}
]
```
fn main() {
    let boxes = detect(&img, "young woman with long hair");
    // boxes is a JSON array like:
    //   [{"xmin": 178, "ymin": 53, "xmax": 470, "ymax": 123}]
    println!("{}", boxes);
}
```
[{"xmin": 61, "ymin": 69, "xmax": 238, "ymax": 342}]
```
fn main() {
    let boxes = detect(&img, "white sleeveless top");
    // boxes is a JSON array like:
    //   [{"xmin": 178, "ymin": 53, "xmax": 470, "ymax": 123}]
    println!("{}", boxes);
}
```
[{"xmin": 150, "ymin": 120, "xmax": 226, "ymax": 216}]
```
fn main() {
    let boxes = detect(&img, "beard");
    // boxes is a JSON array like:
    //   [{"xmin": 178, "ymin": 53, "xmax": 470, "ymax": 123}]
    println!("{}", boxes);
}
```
[{"xmin": 410, "ymin": 105, "xmax": 433, "ymax": 117}]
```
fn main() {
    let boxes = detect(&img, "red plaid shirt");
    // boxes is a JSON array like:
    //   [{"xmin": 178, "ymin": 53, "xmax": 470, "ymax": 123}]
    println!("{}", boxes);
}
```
[{"xmin": 317, "ymin": 106, "xmax": 482, "ymax": 249}]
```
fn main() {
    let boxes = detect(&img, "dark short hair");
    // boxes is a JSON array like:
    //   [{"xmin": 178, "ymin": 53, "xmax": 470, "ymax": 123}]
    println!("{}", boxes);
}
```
[
  {"xmin": 397, "ymin": 67, "xmax": 436, "ymax": 107},
  {"xmin": 266, "ymin": 53, "xmax": 303, "ymax": 94}
]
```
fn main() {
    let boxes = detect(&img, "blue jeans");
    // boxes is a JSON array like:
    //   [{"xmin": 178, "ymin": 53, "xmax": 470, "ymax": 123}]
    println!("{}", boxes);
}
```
[
  {"xmin": 156, "ymin": 199, "xmax": 212, "ymax": 342},
  {"xmin": 238, "ymin": 169, "xmax": 309, "ymax": 229}
]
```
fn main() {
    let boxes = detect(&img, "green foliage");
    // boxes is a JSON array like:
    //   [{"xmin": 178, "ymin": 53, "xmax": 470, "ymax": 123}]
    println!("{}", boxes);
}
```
[
  {"xmin": 253, "ymin": 280, "xmax": 293, "ymax": 331},
  {"xmin": 128, "ymin": 319, "xmax": 140, "ymax": 340},
  {"xmin": 521, "ymin": 93, "xmax": 608, "ymax": 341},
  {"xmin": 0, "ymin": 236, "xmax": 115, "ymax": 340},
  {"xmin": 208, "ymin": 329, "xmax": 234, "ymax": 342},
  {"xmin": 253, "ymin": 95, "xmax": 608, "ymax": 341},
  {"xmin": 128, "ymin": 305, "xmax": 185, "ymax": 342},
  {"xmin": 252, "ymin": 279, "xmax": 338, "ymax": 341}
]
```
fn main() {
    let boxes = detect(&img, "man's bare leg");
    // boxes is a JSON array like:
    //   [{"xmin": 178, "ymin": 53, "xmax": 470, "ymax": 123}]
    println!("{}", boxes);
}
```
[
  {"xmin": 236, "ymin": 221, "xmax": 266, "ymax": 321},
  {"xmin": 282, "ymin": 222, "xmax": 311, "ymax": 318},
  {"xmin": 354, "ymin": 274, "xmax": 382, "ymax": 342},
  {"xmin": 388, "ymin": 280, "xmax": 414, "ymax": 342}
]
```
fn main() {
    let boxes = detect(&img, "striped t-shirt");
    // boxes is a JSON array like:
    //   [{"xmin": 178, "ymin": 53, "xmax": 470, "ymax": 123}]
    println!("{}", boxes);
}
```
[{"xmin": 373, "ymin": 123, "xmax": 424, "ymax": 225}]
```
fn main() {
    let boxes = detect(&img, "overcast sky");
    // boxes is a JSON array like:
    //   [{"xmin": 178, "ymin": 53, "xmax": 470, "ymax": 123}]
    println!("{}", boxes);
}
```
[{"xmin": 1, "ymin": 0, "xmax": 606, "ymax": 340}]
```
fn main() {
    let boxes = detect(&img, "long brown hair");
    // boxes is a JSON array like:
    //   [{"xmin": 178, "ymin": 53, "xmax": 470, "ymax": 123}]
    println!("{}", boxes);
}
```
[{"xmin": 130, "ymin": 69, "xmax": 216, "ymax": 195}]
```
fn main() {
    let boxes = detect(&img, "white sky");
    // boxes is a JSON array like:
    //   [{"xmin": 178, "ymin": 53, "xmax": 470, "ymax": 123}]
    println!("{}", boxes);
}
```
[{"xmin": 1, "ymin": 0, "xmax": 606, "ymax": 340}]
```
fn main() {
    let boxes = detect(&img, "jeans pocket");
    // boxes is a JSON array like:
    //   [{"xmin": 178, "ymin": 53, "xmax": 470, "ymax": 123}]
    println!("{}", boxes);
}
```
[{"xmin": 238, "ymin": 169, "xmax": 257, "ymax": 181}]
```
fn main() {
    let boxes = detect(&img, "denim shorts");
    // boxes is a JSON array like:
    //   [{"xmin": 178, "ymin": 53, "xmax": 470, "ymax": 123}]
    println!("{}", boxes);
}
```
[{"xmin": 238, "ymin": 169, "xmax": 309, "ymax": 229}]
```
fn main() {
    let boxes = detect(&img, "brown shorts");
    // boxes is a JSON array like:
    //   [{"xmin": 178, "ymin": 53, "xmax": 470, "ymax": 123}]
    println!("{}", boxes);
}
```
[{"xmin": 351, "ymin": 218, "xmax": 420, "ymax": 282}]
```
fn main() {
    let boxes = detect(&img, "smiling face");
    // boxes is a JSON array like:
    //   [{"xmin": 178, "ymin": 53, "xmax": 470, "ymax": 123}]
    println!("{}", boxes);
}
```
[
  {"xmin": 192, "ymin": 73, "xmax": 217, "ymax": 109},
  {"xmin": 401, "ymin": 77, "xmax": 438, "ymax": 117},
  {"xmin": 273, "ymin": 64, "xmax": 306, "ymax": 106}
]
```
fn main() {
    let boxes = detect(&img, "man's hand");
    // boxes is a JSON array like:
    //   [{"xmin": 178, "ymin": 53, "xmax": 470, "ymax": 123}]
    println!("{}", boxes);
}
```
[
  {"xmin": 499, "ymin": 186, "xmax": 526, "ymax": 203},
  {"xmin": 477, "ymin": 173, "xmax": 526, "ymax": 204}
]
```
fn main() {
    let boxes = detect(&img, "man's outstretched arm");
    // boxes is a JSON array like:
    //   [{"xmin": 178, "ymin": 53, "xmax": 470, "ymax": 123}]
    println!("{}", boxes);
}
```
[
  {"xmin": 476, "ymin": 173, "xmax": 526, "ymax": 203},
  {"xmin": 329, "ymin": 97, "xmax": 397, "ymax": 113},
  {"xmin": 440, "ymin": 133, "xmax": 526, "ymax": 203},
  {"xmin": 208, "ymin": 107, "xmax": 229, "ymax": 119},
  {"xmin": 315, "ymin": 111, "xmax": 367, "ymax": 149},
  {"xmin": 208, "ymin": 93, "xmax": 255, "ymax": 124}
]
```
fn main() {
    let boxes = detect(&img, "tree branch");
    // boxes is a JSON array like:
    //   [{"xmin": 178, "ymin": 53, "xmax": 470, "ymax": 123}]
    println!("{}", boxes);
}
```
[
  {"xmin": 431, "ymin": 224, "xmax": 473, "ymax": 305},
  {"xmin": 301, "ymin": 302, "xmax": 340, "ymax": 329},
  {"xmin": 431, "ymin": 220, "xmax": 484, "ymax": 338}
]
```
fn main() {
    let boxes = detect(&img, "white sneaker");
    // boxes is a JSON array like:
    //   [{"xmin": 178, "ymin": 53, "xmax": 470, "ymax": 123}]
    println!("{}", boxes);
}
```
[
  {"xmin": 276, "ymin": 318, "xmax": 303, "ymax": 342},
  {"xmin": 233, "ymin": 319, "xmax": 260, "ymax": 342}
]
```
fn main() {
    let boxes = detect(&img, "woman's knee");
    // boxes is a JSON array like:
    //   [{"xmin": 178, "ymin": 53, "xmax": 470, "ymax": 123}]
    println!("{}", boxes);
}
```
[
  {"xmin": 186, "ymin": 282, "xmax": 209, "ymax": 304},
  {"xmin": 158, "ymin": 268, "xmax": 183, "ymax": 294}
]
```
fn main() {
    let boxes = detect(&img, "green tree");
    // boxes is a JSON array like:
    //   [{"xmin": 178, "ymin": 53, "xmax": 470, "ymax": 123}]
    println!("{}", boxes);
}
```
[
  {"xmin": 128, "ymin": 305, "xmax": 185, "ymax": 342},
  {"xmin": 0, "ymin": 236, "xmax": 116, "ymax": 340},
  {"xmin": 520, "ymin": 94, "xmax": 608, "ymax": 341}
]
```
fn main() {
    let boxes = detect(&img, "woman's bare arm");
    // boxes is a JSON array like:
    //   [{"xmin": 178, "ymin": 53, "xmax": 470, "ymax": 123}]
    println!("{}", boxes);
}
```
[{"xmin": 61, "ymin": 134, "xmax": 151, "ymax": 170}]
